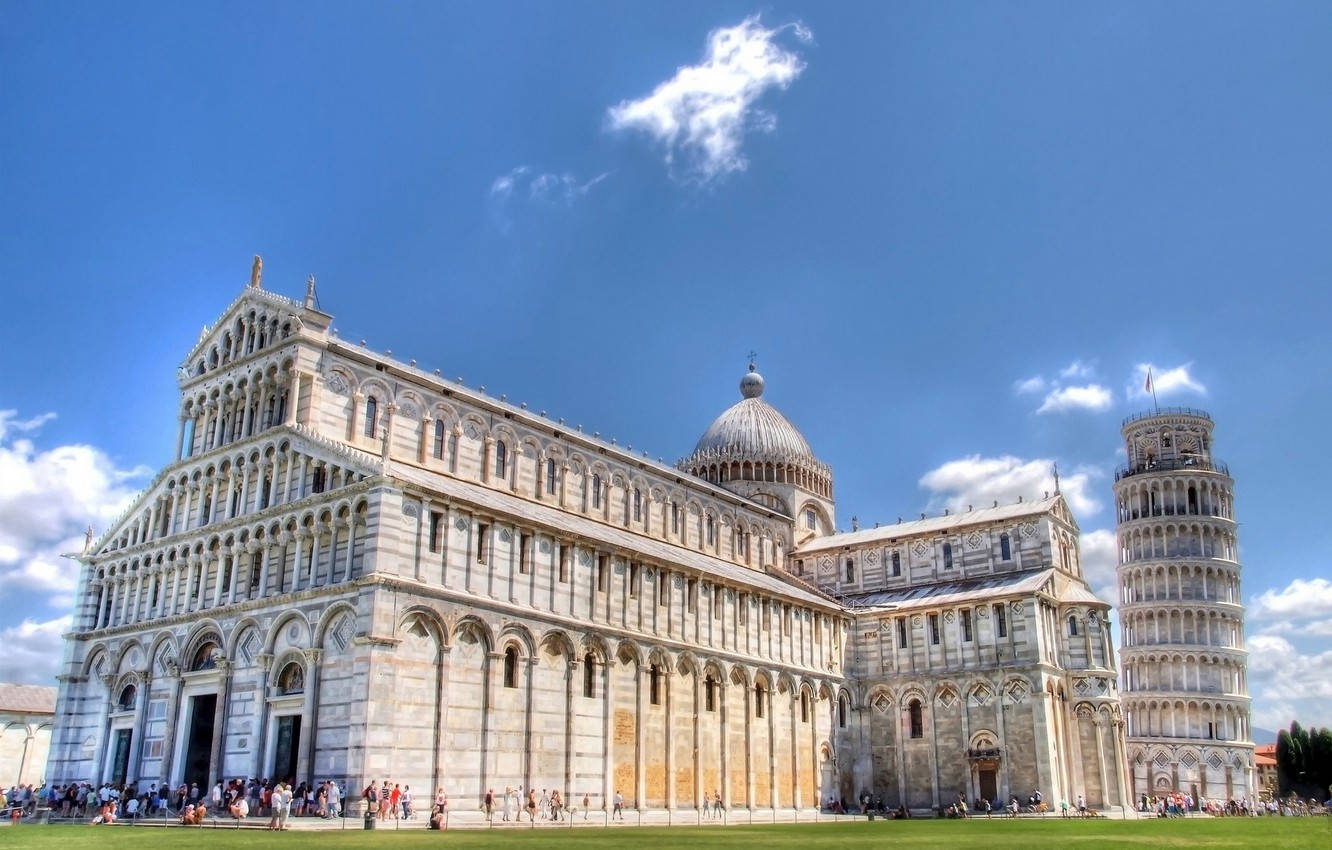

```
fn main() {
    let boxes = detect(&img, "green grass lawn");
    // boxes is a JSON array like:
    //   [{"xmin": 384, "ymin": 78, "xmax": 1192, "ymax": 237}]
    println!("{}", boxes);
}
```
[{"xmin": 3, "ymin": 819, "xmax": 1329, "ymax": 849}]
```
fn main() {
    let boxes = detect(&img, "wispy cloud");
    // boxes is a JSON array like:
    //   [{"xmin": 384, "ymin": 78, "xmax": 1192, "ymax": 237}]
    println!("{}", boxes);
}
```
[
  {"xmin": 918, "ymin": 454, "xmax": 1102, "ymax": 518},
  {"xmin": 1246, "ymin": 634, "xmax": 1332, "ymax": 729},
  {"xmin": 1060, "ymin": 359, "xmax": 1096, "ymax": 380},
  {"xmin": 606, "ymin": 15, "xmax": 812, "ymax": 182},
  {"xmin": 488, "ymin": 166, "xmax": 608, "ymax": 231},
  {"xmin": 1129, "ymin": 362, "xmax": 1206, "ymax": 400},
  {"xmin": 1013, "ymin": 376, "xmax": 1047, "ymax": 396},
  {"xmin": 1036, "ymin": 384, "xmax": 1114, "ymax": 415}
]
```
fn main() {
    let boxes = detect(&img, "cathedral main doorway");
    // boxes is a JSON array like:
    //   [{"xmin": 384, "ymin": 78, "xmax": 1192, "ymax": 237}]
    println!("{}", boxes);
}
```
[
  {"xmin": 109, "ymin": 729, "xmax": 132, "ymax": 786},
  {"xmin": 183, "ymin": 693, "xmax": 217, "ymax": 789},
  {"xmin": 272, "ymin": 715, "xmax": 302, "ymax": 784},
  {"xmin": 978, "ymin": 766, "xmax": 998, "ymax": 803}
]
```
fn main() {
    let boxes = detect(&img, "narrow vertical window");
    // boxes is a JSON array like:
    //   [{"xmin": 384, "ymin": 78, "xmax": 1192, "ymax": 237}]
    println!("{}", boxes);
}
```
[
  {"xmin": 838, "ymin": 693, "xmax": 848, "ymax": 728},
  {"xmin": 1068, "ymin": 615, "xmax": 1079, "ymax": 636},
  {"xmin": 896, "ymin": 617, "xmax": 907, "ymax": 648},
  {"xmin": 591, "ymin": 474, "xmax": 602, "ymax": 508},
  {"xmin": 687, "ymin": 578, "xmax": 697, "ymax": 612},
  {"xmin": 648, "ymin": 664, "xmax": 661, "ymax": 706},
  {"xmin": 909, "ymin": 699, "xmax": 923, "ymax": 738},
  {"xmin": 800, "ymin": 692, "xmax": 810, "ymax": 723},
  {"xmin": 494, "ymin": 440, "xmax": 507, "ymax": 478},
  {"xmin": 519, "ymin": 533, "xmax": 531, "ymax": 574},
  {"xmin": 804, "ymin": 509, "xmax": 816, "ymax": 530},
  {"xmin": 503, "ymin": 646, "xmax": 518, "ymax": 688},
  {"xmin": 546, "ymin": 458, "xmax": 557, "ymax": 494},
  {"xmin": 476, "ymin": 523, "xmax": 489, "ymax": 563},
  {"xmin": 892, "ymin": 550, "xmax": 901, "ymax": 577},
  {"xmin": 433, "ymin": 420, "xmax": 445, "ymax": 459},
  {"xmin": 249, "ymin": 553, "xmax": 261, "ymax": 592},
  {"xmin": 705, "ymin": 676, "xmax": 716, "ymax": 712},
  {"xmin": 706, "ymin": 515, "xmax": 714, "ymax": 546},
  {"xmin": 755, "ymin": 684, "xmax": 765, "ymax": 718},
  {"xmin": 995, "ymin": 603, "xmax": 1007, "ymax": 638},
  {"xmin": 845, "ymin": 558, "xmax": 855, "ymax": 583},
  {"xmin": 659, "ymin": 570, "xmax": 670, "ymax": 606},
  {"xmin": 583, "ymin": 654, "xmax": 596, "ymax": 697},
  {"xmin": 597, "ymin": 555, "xmax": 608, "ymax": 592},
  {"xmin": 942, "ymin": 542, "xmax": 953, "ymax": 569},
  {"xmin": 671, "ymin": 502, "xmax": 680, "ymax": 535},
  {"xmin": 557, "ymin": 544, "xmax": 568, "ymax": 583},
  {"xmin": 364, "ymin": 396, "xmax": 378, "ymax": 437},
  {"xmin": 429, "ymin": 511, "xmax": 442, "ymax": 553},
  {"xmin": 628, "ymin": 562, "xmax": 638, "ymax": 597},
  {"xmin": 929, "ymin": 613, "xmax": 940, "ymax": 645},
  {"xmin": 1000, "ymin": 532, "xmax": 1011, "ymax": 561},
  {"xmin": 633, "ymin": 488, "xmax": 642, "ymax": 522},
  {"xmin": 961, "ymin": 608, "xmax": 973, "ymax": 642}
]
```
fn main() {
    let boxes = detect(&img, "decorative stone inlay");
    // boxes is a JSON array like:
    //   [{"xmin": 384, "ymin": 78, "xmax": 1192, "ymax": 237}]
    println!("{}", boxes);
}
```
[
  {"xmin": 324, "ymin": 373, "xmax": 350, "ymax": 396},
  {"xmin": 1154, "ymin": 752, "xmax": 1170, "ymax": 768},
  {"xmin": 872, "ymin": 694, "xmax": 892, "ymax": 713},
  {"xmin": 398, "ymin": 402, "xmax": 419, "ymax": 419},
  {"xmin": 578, "ymin": 551, "xmax": 592, "ymax": 567},
  {"xmin": 498, "ymin": 528, "xmax": 511, "ymax": 543},
  {"xmin": 1208, "ymin": 753, "xmax": 1224, "ymax": 769},
  {"xmin": 912, "ymin": 541, "xmax": 929, "ymax": 556},
  {"xmin": 1180, "ymin": 752, "xmax": 1198, "ymax": 767},
  {"xmin": 971, "ymin": 685, "xmax": 993, "ymax": 706},
  {"xmin": 865, "ymin": 549, "xmax": 878, "ymax": 564},
  {"xmin": 1021, "ymin": 521, "xmax": 1037, "ymax": 538},
  {"xmin": 936, "ymin": 688, "xmax": 958, "ymax": 709},
  {"xmin": 966, "ymin": 532, "xmax": 983, "ymax": 549},
  {"xmin": 538, "ymin": 540, "xmax": 551, "ymax": 554},
  {"xmin": 454, "ymin": 517, "xmax": 468, "ymax": 531},
  {"xmin": 402, "ymin": 502, "xmax": 419, "ymax": 518}
]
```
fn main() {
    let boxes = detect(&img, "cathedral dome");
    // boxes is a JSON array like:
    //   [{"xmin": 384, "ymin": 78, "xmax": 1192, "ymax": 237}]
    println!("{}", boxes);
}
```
[
  {"xmin": 679, "ymin": 364, "xmax": 832, "ymax": 501},
  {"xmin": 691, "ymin": 367, "xmax": 815, "ymax": 461}
]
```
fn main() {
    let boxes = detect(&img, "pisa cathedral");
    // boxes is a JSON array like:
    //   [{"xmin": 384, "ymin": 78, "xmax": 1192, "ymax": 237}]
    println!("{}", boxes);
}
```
[{"xmin": 49, "ymin": 268, "xmax": 1132, "ymax": 814}]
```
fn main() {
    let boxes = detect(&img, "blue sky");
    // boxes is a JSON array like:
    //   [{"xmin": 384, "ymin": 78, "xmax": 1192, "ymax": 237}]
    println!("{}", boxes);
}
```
[{"xmin": 2, "ymin": 2, "xmax": 1330, "ymax": 731}]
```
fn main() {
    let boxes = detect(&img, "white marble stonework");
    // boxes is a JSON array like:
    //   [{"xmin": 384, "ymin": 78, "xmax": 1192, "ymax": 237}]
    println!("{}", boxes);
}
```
[
  {"xmin": 48, "ymin": 272, "xmax": 1130, "ymax": 814},
  {"xmin": 1113, "ymin": 410, "xmax": 1255, "ymax": 804}
]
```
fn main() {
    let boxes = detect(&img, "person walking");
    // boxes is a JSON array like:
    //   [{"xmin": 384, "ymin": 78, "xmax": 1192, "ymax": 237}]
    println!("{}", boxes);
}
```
[
  {"xmin": 713, "ymin": 790, "xmax": 723, "ymax": 819},
  {"xmin": 402, "ymin": 785, "xmax": 413, "ymax": 820},
  {"xmin": 582, "ymin": 792, "xmax": 590, "ymax": 821},
  {"xmin": 502, "ymin": 785, "xmax": 513, "ymax": 821},
  {"xmin": 526, "ymin": 788, "xmax": 536, "ymax": 822},
  {"xmin": 484, "ymin": 788, "xmax": 494, "ymax": 822},
  {"xmin": 612, "ymin": 790, "xmax": 623, "ymax": 821}
]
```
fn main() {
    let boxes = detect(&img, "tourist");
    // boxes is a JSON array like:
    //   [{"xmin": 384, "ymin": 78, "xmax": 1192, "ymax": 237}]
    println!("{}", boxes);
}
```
[
  {"xmin": 582, "ymin": 792, "xmax": 590, "ymax": 820},
  {"xmin": 277, "ymin": 782, "xmax": 293, "ymax": 830},
  {"xmin": 484, "ymin": 788, "xmax": 494, "ymax": 821},
  {"xmin": 390, "ymin": 784, "xmax": 402, "ymax": 820},
  {"xmin": 502, "ymin": 784, "xmax": 513, "ymax": 821},
  {"xmin": 612, "ymin": 789, "xmax": 624, "ymax": 820},
  {"xmin": 1077, "ymin": 794, "xmax": 1086, "ymax": 817},
  {"xmin": 434, "ymin": 787, "xmax": 448, "ymax": 828},
  {"xmin": 379, "ymin": 782, "xmax": 392, "ymax": 820},
  {"xmin": 526, "ymin": 787, "xmax": 536, "ymax": 822},
  {"xmin": 402, "ymin": 785, "xmax": 413, "ymax": 819}
]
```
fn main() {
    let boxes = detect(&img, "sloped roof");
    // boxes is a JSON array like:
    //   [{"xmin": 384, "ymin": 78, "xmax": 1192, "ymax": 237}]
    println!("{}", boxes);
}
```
[
  {"xmin": 838, "ymin": 568, "xmax": 1055, "ymax": 612},
  {"xmin": 389, "ymin": 462, "xmax": 839, "ymax": 610},
  {"xmin": 796, "ymin": 496, "xmax": 1063, "ymax": 554},
  {"xmin": 0, "ymin": 683, "xmax": 57, "ymax": 714}
]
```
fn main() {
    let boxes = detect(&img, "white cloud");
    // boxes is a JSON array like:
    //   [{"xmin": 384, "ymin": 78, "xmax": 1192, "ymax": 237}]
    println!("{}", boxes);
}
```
[
  {"xmin": 1059, "ymin": 360, "xmax": 1096, "ymax": 380},
  {"xmin": 489, "ymin": 166, "xmax": 608, "ymax": 230},
  {"xmin": 606, "ymin": 15, "xmax": 812, "ymax": 182},
  {"xmin": 1250, "ymin": 577, "xmax": 1332, "ymax": 622},
  {"xmin": 1013, "ymin": 375, "xmax": 1046, "ymax": 395},
  {"xmin": 1245, "ymin": 634, "xmax": 1332, "ymax": 729},
  {"xmin": 1036, "ymin": 384, "xmax": 1114, "ymax": 415},
  {"xmin": 918, "ymin": 454, "xmax": 1102, "ymax": 519},
  {"xmin": 0, "ymin": 410, "xmax": 149, "ymax": 610},
  {"xmin": 489, "ymin": 165, "xmax": 530, "ymax": 198},
  {"xmin": 0, "ymin": 615, "xmax": 71, "ymax": 685},
  {"xmin": 1079, "ymin": 528, "xmax": 1118, "ymax": 603},
  {"xmin": 1129, "ymin": 362, "xmax": 1206, "ymax": 401}
]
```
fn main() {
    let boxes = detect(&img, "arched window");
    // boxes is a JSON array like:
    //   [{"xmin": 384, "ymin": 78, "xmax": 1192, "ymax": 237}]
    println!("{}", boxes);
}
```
[
  {"xmin": 838, "ymin": 693, "xmax": 848, "ymax": 728},
  {"xmin": 503, "ymin": 646, "xmax": 518, "ymax": 688},
  {"xmin": 433, "ymin": 420, "xmax": 445, "ymax": 459},
  {"xmin": 1068, "ymin": 615, "xmax": 1079, "ymax": 637},
  {"xmin": 1000, "ymin": 533, "xmax": 1011, "ymax": 561},
  {"xmin": 546, "ymin": 458, "xmax": 557, "ymax": 494},
  {"xmin": 800, "ymin": 691, "xmax": 810, "ymax": 723},
  {"xmin": 494, "ymin": 441, "xmax": 507, "ymax": 478},
  {"xmin": 364, "ymin": 396, "xmax": 378, "ymax": 437},
  {"xmin": 277, "ymin": 661, "xmax": 305, "ymax": 695},
  {"xmin": 942, "ymin": 542, "xmax": 953, "ymax": 569},
  {"xmin": 648, "ymin": 663, "xmax": 661, "ymax": 705},
  {"xmin": 891, "ymin": 550, "xmax": 901, "ymax": 576},
  {"xmin": 190, "ymin": 641, "xmax": 220, "ymax": 671},
  {"xmin": 591, "ymin": 474, "xmax": 602, "ymax": 508},
  {"xmin": 633, "ymin": 488, "xmax": 642, "ymax": 522},
  {"xmin": 908, "ymin": 699, "xmax": 923, "ymax": 738},
  {"xmin": 117, "ymin": 684, "xmax": 137, "ymax": 712},
  {"xmin": 706, "ymin": 515, "xmax": 715, "ymax": 545},
  {"xmin": 755, "ymin": 684, "xmax": 766, "ymax": 718},
  {"xmin": 704, "ymin": 676, "xmax": 716, "ymax": 712},
  {"xmin": 583, "ymin": 653, "xmax": 596, "ymax": 698}
]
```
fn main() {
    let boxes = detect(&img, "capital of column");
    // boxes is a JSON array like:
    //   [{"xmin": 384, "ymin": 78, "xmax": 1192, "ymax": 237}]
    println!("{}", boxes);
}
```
[{"xmin": 303, "ymin": 648, "xmax": 323, "ymax": 665}]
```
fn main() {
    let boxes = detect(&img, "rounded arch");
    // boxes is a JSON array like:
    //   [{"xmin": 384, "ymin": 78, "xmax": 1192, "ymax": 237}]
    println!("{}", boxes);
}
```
[
  {"xmin": 181, "ymin": 620, "xmax": 226, "ymax": 662},
  {"xmin": 452, "ymin": 615, "xmax": 495, "ymax": 653},
  {"xmin": 538, "ymin": 629, "xmax": 576, "ymax": 662},
  {"xmin": 579, "ymin": 633, "xmax": 610, "ymax": 664},
  {"xmin": 226, "ymin": 616, "xmax": 265, "ymax": 658},
  {"xmin": 264, "ymin": 609, "xmax": 311, "ymax": 655},
  {"xmin": 615, "ymin": 638, "xmax": 644, "ymax": 667},
  {"xmin": 314, "ymin": 601, "xmax": 363, "ymax": 649},
  {"xmin": 496, "ymin": 622, "xmax": 537, "ymax": 657},
  {"xmin": 394, "ymin": 605, "xmax": 447, "ymax": 647}
]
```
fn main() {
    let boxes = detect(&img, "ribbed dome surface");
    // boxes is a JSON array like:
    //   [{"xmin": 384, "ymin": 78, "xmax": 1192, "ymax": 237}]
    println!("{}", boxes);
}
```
[{"xmin": 692, "ymin": 397, "xmax": 816, "ymax": 461}]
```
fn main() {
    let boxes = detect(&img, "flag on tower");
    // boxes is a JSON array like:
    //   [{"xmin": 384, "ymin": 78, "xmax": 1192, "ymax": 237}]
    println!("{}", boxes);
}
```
[{"xmin": 1144, "ymin": 369, "xmax": 1153, "ymax": 394}]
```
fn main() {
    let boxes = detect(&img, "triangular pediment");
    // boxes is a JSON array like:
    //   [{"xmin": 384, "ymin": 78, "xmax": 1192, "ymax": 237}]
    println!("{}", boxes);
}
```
[{"xmin": 177, "ymin": 286, "xmax": 329, "ymax": 385}]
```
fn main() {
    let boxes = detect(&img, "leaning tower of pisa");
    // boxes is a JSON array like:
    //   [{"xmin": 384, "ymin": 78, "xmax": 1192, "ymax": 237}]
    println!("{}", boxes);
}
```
[{"xmin": 1113, "ymin": 408, "xmax": 1254, "ymax": 806}]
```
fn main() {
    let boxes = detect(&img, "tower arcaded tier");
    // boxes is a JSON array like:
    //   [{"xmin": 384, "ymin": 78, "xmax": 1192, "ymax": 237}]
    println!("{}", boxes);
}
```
[{"xmin": 1113, "ymin": 408, "xmax": 1254, "ymax": 805}]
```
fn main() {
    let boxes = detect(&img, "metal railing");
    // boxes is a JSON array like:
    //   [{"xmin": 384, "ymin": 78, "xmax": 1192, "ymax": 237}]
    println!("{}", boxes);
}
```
[
  {"xmin": 1115, "ymin": 457, "xmax": 1229, "ymax": 481},
  {"xmin": 1122, "ymin": 407, "xmax": 1213, "ymax": 426}
]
